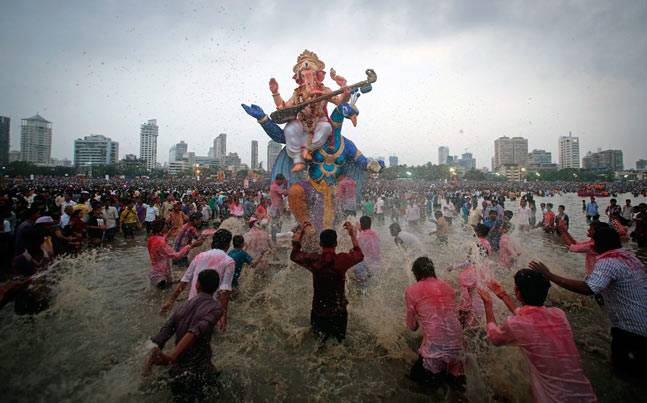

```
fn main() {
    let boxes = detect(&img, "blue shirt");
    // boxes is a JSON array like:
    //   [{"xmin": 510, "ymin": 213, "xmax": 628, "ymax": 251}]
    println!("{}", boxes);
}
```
[
  {"xmin": 586, "ymin": 202, "xmax": 599, "ymax": 216},
  {"xmin": 228, "ymin": 248, "xmax": 253, "ymax": 288}
]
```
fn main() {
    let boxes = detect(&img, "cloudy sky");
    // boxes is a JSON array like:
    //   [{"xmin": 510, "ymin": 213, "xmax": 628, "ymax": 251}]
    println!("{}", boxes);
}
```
[{"xmin": 1, "ymin": 0, "xmax": 646, "ymax": 169}]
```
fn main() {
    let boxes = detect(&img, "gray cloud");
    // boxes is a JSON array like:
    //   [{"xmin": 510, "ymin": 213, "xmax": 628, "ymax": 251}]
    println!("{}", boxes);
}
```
[{"xmin": 1, "ymin": 0, "xmax": 645, "ymax": 169}]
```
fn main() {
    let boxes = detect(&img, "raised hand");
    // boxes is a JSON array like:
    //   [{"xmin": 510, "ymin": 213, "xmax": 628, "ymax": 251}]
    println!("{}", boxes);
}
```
[
  {"xmin": 241, "ymin": 104, "xmax": 266, "ymax": 120},
  {"xmin": 269, "ymin": 78, "xmax": 279, "ymax": 94},
  {"xmin": 528, "ymin": 261, "xmax": 551, "ymax": 276},
  {"xmin": 477, "ymin": 288, "xmax": 493, "ymax": 306}
]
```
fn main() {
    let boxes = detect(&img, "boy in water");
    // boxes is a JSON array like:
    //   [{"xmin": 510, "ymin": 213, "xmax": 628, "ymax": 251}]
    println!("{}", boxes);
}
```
[
  {"xmin": 429, "ymin": 211, "xmax": 449, "ymax": 244},
  {"xmin": 148, "ymin": 270, "xmax": 224, "ymax": 403},
  {"xmin": 290, "ymin": 222, "xmax": 364, "ymax": 342},
  {"xmin": 478, "ymin": 271, "xmax": 597, "ymax": 402},
  {"xmin": 406, "ymin": 257, "xmax": 465, "ymax": 391},
  {"xmin": 542, "ymin": 203, "xmax": 556, "ymax": 233},
  {"xmin": 228, "ymin": 235, "xmax": 267, "ymax": 289},
  {"xmin": 354, "ymin": 216, "xmax": 381, "ymax": 283}
]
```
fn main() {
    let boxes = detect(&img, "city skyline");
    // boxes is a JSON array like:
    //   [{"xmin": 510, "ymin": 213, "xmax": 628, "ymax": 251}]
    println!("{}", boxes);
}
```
[
  {"xmin": 3, "ymin": 110, "xmax": 645, "ymax": 171},
  {"xmin": 1, "ymin": 1, "xmax": 645, "ymax": 170}
]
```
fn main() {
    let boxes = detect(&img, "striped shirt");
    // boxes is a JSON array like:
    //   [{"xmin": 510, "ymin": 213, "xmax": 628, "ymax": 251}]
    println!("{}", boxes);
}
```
[{"xmin": 585, "ymin": 253, "xmax": 647, "ymax": 337}]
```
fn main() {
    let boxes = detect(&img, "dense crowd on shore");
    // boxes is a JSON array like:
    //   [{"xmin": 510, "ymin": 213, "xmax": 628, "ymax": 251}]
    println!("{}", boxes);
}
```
[{"xmin": 1, "ymin": 174, "xmax": 646, "ymax": 401}]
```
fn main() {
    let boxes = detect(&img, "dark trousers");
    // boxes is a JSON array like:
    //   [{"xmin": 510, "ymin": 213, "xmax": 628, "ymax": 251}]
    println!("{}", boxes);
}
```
[
  {"xmin": 169, "ymin": 367, "xmax": 219, "ymax": 403},
  {"xmin": 311, "ymin": 310, "xmax": 348, "ymax": 342},
  {"xmin": 611, "ymin": 327, "xmax": 646, "ymax": 378},
  {"xmin": 409, "ymin": 356, "xmax": 465, "ymax": 391}
]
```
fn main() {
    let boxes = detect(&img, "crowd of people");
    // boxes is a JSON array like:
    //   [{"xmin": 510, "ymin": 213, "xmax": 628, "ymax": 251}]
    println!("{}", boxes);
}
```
[{"xmin": 1, "ymin": 174, "xmax": 646, "ymax": 401}]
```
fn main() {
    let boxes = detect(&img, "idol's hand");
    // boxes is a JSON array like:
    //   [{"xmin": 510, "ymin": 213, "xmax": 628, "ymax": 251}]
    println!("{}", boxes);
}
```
[
  {"xmin": 269, "ymin": 78, "xmax": 279, "ymax": 94},
  {"xmin": 241, "ymin": 104, "xmax": 266, "ymax": 120}
]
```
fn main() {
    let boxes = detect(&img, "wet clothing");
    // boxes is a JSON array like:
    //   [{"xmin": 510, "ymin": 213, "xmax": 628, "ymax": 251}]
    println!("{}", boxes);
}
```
[
  {"xmin": 395, "ymin": 231, "xmax": 424, "ymax": 255},
  {"xmin": 181, "ymin": 249, "xmax": 235, "ymax": 300},
  {"xmin": 458, "ymin": 265, "xmax": 484, "ymax": 328},
  {"xmin": 498, "ymin": 234, "xmax": 520, "ymax": 268},
  {"xmin": 405, "ymin": 277, "xmax": 464, "ymax": 377},
  {"xmin": 147, "ymin": 235, "xmax": 191, "ymax": 286},
  {"xmin": 228, "ymin": 248, "xmax": 253, "ymax": 288},
  {"xmin": 486, "ymin": 305, "xmax": 597, "ymax": 402},
  {"xmin": 355, "ymin": 229, "xmax": 381, "ymax": 280},
  {"xmin": 152, "ymin": 292, "xmax": 223, "ymax": 376},
  {"xmin": 568, "ymin": 239, "xmax": 597, "ymax": 275},
  {"xmin": 290, "ymin": 241, "xmax": 364, "ymax": 316},
  {"xmin": 174, "ymin": 224, "xmax": 198, "ymax": 251},
  {"xmin": 585, "ymin": 250, "xmax": 647, "ymax": 337}
]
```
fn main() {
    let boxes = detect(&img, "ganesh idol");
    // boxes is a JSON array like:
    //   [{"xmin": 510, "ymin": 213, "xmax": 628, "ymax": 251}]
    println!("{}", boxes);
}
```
[{"xmin": 268, "ymin": 50, "xmax": 350, "ymax": 172}]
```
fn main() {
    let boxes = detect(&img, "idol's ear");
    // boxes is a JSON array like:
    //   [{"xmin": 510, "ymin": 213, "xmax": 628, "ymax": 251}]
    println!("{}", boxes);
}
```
[{"xmin": 316, "ymin": 70, "xmax": 326, "ymax": 82}]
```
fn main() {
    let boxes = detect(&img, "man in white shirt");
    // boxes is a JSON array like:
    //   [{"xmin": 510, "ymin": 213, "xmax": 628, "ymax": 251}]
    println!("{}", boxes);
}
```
[
  {"xmin": 60, "ymin": 193, "xmax": 76, "ymax": 215},
  {"xmin": 161, "ymin": 229, "xmax": 235, "ymax": 331},
  {"xmin": 143, "ymin": 200, "xmax": 159, "ymax": 233},
  {"xmin": 390, "ymin": 222, "xmax": 425, "ymax": 257},
  {"xmin": 405, "ymin": 200, "xmax": 421, "ymax": 228},
  {"xmin": 102, "ymin": 199, "xmax": 119, "ymax": 241},
  {"xmin": 517, "ymin": 198, "xmax": 531, "ymax": 232},
  {"xmin": 375, "ymin": 196, "xmax": 385, "ymax": 225}
]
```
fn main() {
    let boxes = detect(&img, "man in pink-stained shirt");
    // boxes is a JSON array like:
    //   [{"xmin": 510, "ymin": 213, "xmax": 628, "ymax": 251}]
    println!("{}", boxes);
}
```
[
  {"xmin": 498, "ymin": 224, "xmax": 521, "ymax": 269},
  {"xmin": 336, "ymin": 175, "xmax": 357, "ymax": 217},
  {"xmin": 405, "ymin": 257, "xmax": 465, "ymax": 390},
  {"xmin": 269, "ymin": 174, "xmax": 288, "ymax": 242},
  {"xmin": 269, "ymin": 174, "xmax": 287, "ymax": 217},
  {"xmin": 353, "ymin": 215, "xmax": 381, "ymax": 282},
  {"xmin": 560, "ymin": 221, "xmax": 610, "ymax": 276},
  {"xmin": 147, "ymin": 219, "xmax": 203, "ymax": 288},
  {"xmin": 478, "ymin": 270, "xmax": 597, "ymax": 403}
]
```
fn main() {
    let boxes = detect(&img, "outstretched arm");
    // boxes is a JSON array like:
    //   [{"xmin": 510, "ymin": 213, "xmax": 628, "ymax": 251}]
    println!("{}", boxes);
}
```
[{"xmin": 241, "ymin": 104, "xmax": 286, "ymax": 144}]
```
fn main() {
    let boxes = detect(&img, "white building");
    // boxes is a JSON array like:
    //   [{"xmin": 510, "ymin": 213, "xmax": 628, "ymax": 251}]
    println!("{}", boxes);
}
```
[
  {"xmin": 267, "ymin": 140, "xmax": 283, "ymax": 172},
  {"xmin": 74, "ymin": 135, "xmax": 119, "ymax": 167},
  {"xmin": 438, "ymin": 146, "xmax": 449, "ymax": 165},
  {"xmin": 20, "ymin": 114, "xmax": 52, "ymax": 165},
  {"xmin": 139, "ymin": 119, "xmax": 158, "ymax": 170},
  {"xmin": 559, "ymin": 132, "xmax": 580, "ymax": 169},
  {"xmin": 214, "ymin": 133, "xmax": 226, "ymax": 163}
]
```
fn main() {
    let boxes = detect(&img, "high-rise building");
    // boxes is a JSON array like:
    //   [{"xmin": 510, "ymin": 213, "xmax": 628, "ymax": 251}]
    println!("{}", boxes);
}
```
[
  {"xmin": 458, "ymin": 152, "xmax": 476, "ymax": 170},
  {"xmin": 527, "ymin": 149, "xmax": 557, "ymax": 171},
  {"xmin": 0, "ymin": 116, "xmax": 9, "ymax": 165},
  {"xmin": 9, "ymin": 150, "xmax": 21, "ymax": 162},
  {"xmin": 494, "ymin": 136, "xmax": 528, "ymax": 169},
  {"xmin": 389, "ymin": 155, "xmax": 399, "ymax": 167},
  {"xmin": 169, "ymin": 141, "xmax": 188, "ymax": 162},
  {"xmin": 558, "ymin": 132, "xmax": 580, "ymax": 169},
  {"xmin": 214, "ymin": 133, "xmax": 226, "ymax": 162},
  {"xmin": 251, "ymin": 140, "xmax": 259, "ymax": 170},
  {"xmin": 438, "ymin": 146, "xmax": 449, "ymax": 165},
  {"xmin": 224, "ymin": 152, "xmax": 241, "ymax": 171},
  {"xmin": 20, "ymin": 114, "xmax": 52, "ymax": 165},
  {"xmin": 139, "ymin": 119, "xmax": 158, "ymax": 170},
  {"xmin": 267, "ymin": 140, "xmax": 283, "ymax": 172},
  {"xmin": 528, "ymin": 149, "xmax": 552, "ymax": 165},
  {"xmin": 582, "ymin": 149, "xmax": 623, "ymax": 171},
  {"xmin": 74, "ymin": 134, "xmax": 119, "ymax": 167},
  {"xmin": 637, "ymin": 159, "xmax": 647, "ymax": 170}
]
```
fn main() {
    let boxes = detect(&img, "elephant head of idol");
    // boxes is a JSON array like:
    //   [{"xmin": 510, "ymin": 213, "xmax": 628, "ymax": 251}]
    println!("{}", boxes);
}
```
[{"xmin": 292, "ymin": 50, "xmax": 326, "ymax": 95}]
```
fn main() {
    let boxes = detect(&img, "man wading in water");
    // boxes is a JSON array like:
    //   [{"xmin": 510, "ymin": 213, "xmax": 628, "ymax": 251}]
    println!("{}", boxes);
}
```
[
  {"xmin": 147, "ymin": 269, "xmax": 223, "ymax": 402},
  {"xmin": 290, "ymin": 221, "xmax": 364, "ymax": 342}
]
